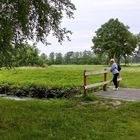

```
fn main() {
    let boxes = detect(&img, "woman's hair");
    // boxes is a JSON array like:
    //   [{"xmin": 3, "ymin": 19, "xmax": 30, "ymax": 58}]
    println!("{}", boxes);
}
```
[{"xmin": 110, "ymin": 58, "xmax": 115, "ymax": 63}]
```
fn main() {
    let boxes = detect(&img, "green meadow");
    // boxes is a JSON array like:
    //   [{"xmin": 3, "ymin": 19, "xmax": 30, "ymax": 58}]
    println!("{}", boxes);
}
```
[
  {"xmin": 0, "ymin": 65, "xmax": 140, "ymax": 140},
  {"xmin": 0, "ymin": 65, "xmax": 104, "ymax": 87},
  {"xmin": 0, "ymin": 65, "xmax": 140, "ymax": 88},
  {"xmin": 0, "ymin": 95, "xmax": 140, "ymax": 140}
]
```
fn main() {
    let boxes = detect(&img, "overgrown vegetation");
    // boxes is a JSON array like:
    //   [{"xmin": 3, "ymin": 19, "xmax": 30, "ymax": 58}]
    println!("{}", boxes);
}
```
[{"xmin": 0, "ymin": 82, "xmax": 81, "ymax": 99}]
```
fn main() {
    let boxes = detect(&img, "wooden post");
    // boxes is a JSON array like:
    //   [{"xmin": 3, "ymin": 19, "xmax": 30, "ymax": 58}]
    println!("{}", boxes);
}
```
[
  {"xmin": 83, "ymin": 70, "xmax": 87, "ymax": 96},
  {"xmin": 103, "ymin": 69, "xmax": 107, "ymax": 91}
]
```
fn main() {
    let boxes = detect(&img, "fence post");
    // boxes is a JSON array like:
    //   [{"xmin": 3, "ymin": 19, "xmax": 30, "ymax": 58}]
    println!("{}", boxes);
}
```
[
  {"xmin": 103, "ymin": 69, "xmax": 107, "ymax": 91},
  {"xmin": 83, "ymin": 70, "xmax": 87, "ymax": 96}
]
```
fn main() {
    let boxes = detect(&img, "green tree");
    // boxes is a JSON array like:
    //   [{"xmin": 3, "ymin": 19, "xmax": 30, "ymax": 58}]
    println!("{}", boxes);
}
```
[
  {"xmin": 64, "ymin": 51, "xmax": 74, "ymax": 64},
  {"xmin": 81, "ymin": 50, "xmax": 94, "ymax": 64},
  {"xmin": 55, "ymin": 53, "xmax": 63, "ymax": 64},
  {"xmin": 12, "ymin": 43, "xmax": 43, "ymax": 66},
  {"xmin": 71, "ymin": 52, "xmax": 80, "ymax": 64},
  {"xmin": 40, "ymin": 53, "xmax": 48, "ymax": 64},
  {"xmin": 49, "ymin": 52, "xmax": 55, "ymax": 65},
  {"xmin": 92, "ymin": 18, "xmax": 138, "ymax": 64},
  {"xmin": 133, "ymin": 34, "xmax": 140, "ymax": 63},
  {"xmin": 0, "ymin": 0, "xmax": 76, "ymax": 67}
]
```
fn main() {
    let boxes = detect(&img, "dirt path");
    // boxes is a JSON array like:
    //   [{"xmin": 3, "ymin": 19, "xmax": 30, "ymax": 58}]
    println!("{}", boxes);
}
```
[{"xmin": 94, "ymin": 86, "xmax": 140, "ymax": 101}]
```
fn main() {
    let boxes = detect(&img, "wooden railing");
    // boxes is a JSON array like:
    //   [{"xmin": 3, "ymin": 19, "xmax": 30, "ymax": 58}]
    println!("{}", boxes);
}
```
[{"xmin": 83, "ymin": 69, "xmax": 122, "ymax": 96}]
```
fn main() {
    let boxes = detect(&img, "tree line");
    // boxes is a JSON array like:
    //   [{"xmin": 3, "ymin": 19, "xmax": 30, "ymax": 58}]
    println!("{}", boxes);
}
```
[
  {"xmin": 46, "ymin": 51, "xmax": 107, "ymax": 65},
  {"xmin": 0, "ymin": 42, "xmax": 139, "ymax": 67},
  {"xmin": 9, "ymin": 18, "xmax": 140, "ymax": 67},
  {"xmin": 0, "ymin": 43, "xmax": 108, "ymax": 66},
  {"xmin": 46, "ymin": 50, "xmax": 140, "ymax": 65}
]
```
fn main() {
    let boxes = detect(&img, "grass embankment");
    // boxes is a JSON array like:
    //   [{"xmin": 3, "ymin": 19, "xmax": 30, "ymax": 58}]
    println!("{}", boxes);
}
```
[
  {"xmin": 0, "ymin": 65, "xmax": 139, "ymax": 98},
  {"xmin": 0, "ymin": 95, "xmax": 140, "ymax": 140}
]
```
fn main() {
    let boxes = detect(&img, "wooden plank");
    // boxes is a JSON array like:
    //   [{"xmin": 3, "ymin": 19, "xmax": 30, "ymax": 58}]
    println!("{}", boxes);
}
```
[
  {"xmin": 85, "ymin": 70, "xmax": 109, "ymax": 76},
  {"xmin": 83, "ymin": 70, "xmax": 87, "ymax": 96},
  {"xmin": 84, "ymin": 80, "xmax": 110, "ymax": 89},
  {"xmin": 103, "ymin": 70, "xmax": 107, "ymax": 91}
]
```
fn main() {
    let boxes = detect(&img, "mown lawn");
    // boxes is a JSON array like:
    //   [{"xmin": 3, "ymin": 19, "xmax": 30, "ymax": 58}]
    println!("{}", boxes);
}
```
[
  {"xmin": 0, "ymin": 95, "xmax": 140, "ymax": 140},
  {"xmin": 0, "ymin": 65, "xmax": 140, "ymax": 88}
]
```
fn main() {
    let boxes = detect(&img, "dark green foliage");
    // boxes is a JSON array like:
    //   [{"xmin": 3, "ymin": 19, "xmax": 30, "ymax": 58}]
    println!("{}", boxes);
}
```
[
  {"xmin": 0, "ymin": 0, "xmax": 76, "ymax": 67},
  {"xmin": 92, "ymin": 18, "xmax": 138, "ymax": 64},
  {"xmin": 0, "ymin": 0, "xmax": 76, "ymax": 43},
  {"xmin": 47, "ymin": 50, "xmax": 108, "ymax": 65},
  {"xmin": 12, "ymin": 43, "xmax": 46, "ymax": 67},
  {"xmin": 132, "ymin": 34, "xmax": 140, "ymax": 63},
  {"xmin": 0, "ymin": 82, "xmax": 81, "ymax": 99},
  {"xmin": 0, "ymin": 43, "xmax": 48, "ymax": 67}
]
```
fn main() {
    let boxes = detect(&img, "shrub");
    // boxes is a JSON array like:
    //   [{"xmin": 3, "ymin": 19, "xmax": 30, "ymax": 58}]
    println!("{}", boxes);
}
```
[{"xmin": 0, "ymin": 82, "xmax": 82, "ymax": 99}]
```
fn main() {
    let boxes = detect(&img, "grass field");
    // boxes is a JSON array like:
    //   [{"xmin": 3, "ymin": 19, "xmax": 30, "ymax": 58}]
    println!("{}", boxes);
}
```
[
  {"xmin": 0, "ymin": 95, "xmax": 140, "ymax": 140},
  {"xmin": 0, "ymin": 65, "xmax": 140, "ymax": 88},
  {"xmin": 0, "ymin": 65, "xmax": 104, "ymax": 87},
  {"xmin": 0, "ymin": 65, "xmax": 140, "ymax": 140}
]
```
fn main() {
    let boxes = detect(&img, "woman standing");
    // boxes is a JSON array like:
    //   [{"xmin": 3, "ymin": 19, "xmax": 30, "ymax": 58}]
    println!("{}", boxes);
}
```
[{"xmin": 110, "ymin": 59, "xmax": 119, "ymax": 90}]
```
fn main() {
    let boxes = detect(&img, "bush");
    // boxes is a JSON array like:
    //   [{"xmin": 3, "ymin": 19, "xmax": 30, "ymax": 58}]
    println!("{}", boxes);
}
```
[{"xmin": 0, "ymin": 82, "xmax": 82, "ymax": 99}]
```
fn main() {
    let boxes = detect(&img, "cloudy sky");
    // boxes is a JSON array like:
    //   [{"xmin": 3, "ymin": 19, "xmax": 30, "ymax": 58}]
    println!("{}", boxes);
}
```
[{"xmin": 37, "ymin": 0, "xmax": 140, "ymax": 55}]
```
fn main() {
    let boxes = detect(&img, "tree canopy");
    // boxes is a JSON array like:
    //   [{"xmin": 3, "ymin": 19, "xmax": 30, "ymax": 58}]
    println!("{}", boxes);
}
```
[
  {"xmin": 92, "ymin": 18, "xmax": 138, "ymax": 64},
  {"xmin": 0, "ymin": 0, "xmax": 76, "ymax": 67}
]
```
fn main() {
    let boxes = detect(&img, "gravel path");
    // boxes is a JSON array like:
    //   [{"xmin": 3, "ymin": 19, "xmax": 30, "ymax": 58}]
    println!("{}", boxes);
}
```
[{"xmin": 94, "ymin": 87, "xmax": 140, "ymax": 101}]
